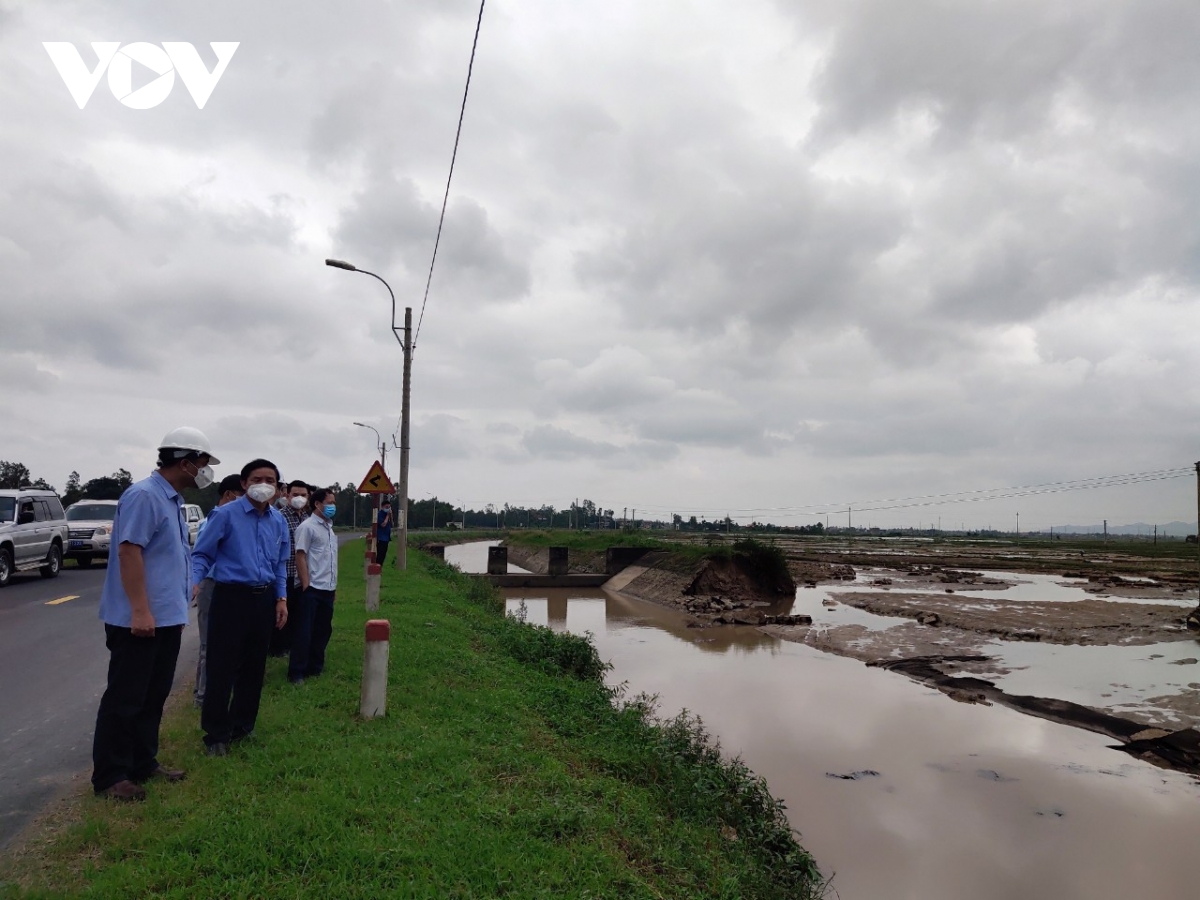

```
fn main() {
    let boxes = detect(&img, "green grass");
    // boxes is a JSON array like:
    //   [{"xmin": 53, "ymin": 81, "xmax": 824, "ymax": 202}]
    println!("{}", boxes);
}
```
[{"xmin": 2, "ymin": 541, "xmax": 820, "ymax": 900}]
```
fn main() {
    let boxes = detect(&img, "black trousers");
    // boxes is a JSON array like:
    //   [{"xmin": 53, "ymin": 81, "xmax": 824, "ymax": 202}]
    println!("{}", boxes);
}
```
[
  {"xmin": 201, "ymin": 584, "xmax": 276, "ymax": 746},
  {"xmin": 269, "ymin": 576, "xmax": 300, "ymax": 656},
  {"xmin": 376, "ymin": 540, "xmax": 390, "ymax": 565},
  {"xmin": 92, "ymin": 624, "xmax": 183, "ymax": 793},
  {"xmin": 288, "ymin": 587, "xmax": 335, "ymax": 679}
]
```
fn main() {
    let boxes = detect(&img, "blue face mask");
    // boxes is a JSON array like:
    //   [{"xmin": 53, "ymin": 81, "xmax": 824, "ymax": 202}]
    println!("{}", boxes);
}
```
[{"xmin": 323, "ymin": 505, "xmax": 337, "ymax": 519}]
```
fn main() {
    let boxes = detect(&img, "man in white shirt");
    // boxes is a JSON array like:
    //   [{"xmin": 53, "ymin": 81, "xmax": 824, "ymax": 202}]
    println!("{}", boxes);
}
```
[{"xmin": 289, "ymin": 487, "xmax": 339, "ymax": 685}]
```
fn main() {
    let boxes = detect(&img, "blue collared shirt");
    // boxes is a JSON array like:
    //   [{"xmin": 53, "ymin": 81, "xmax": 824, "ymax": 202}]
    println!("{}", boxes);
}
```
[
  {"xmin": 99, "ymin": 471, "xmax": 191, "ymax": 628},
  {"xmin": 191, "ymin": 495, "xmax": 289, "ymax": 597}
]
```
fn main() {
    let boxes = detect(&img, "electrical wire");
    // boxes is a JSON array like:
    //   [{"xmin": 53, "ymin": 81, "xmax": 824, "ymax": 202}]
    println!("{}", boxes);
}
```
[
  {"xmin": 621, "ymin": 467, "xmax": 1194, "ymax": 519},
  {"xmin": 415, "ymin": 0, "xmax": 487, "ymax": 351}
]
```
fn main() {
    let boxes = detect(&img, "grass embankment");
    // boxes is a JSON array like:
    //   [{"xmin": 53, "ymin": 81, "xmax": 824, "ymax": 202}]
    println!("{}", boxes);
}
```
[{"xmin": 3, "ymin": 541, "xmax": 820, "ymax": 899}]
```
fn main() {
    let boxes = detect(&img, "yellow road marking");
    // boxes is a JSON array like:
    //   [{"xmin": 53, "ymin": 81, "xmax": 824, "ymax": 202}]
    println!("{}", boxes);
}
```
[{"xmin": 45, "ymin": 595, "xmax": 80, "ymax": 606}]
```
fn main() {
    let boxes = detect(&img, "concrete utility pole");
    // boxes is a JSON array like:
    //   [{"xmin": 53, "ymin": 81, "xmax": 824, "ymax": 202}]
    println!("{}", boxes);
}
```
[
  {"xmin": 1195, "ymin": 462, "xmax": 1200, "ymax": 605},
  {"xmin": 397, "ymin": 306, "xmax": 412, "ymax": 570}
]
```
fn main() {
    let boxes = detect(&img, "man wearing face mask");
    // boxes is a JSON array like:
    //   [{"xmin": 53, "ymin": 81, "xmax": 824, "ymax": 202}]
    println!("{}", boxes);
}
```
[
  {"xmin": 269, "ymin": 480, "xmax": 311, "ymax": 658},
  {"xmin": 289, "ymin": 487, "xmax": 339, "ymax": 684},
  {"xmin": 91, "ymin": 427, "xmax": 219, "ymax": 801},
  {"xmin": 191, "ymin": 459, "xmax": 290, "ymax": 757}
]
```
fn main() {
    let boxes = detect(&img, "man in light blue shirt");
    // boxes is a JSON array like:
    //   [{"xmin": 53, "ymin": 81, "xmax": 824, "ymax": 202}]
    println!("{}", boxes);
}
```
[
  {"xmin": 191, "ymin": 458, "xmax": 289, "ymax": 755},
  {"xmin": 289, "ymin": 487, "xmax": 339, "ymax": 684},
  {"xmin": 92, "ymin": 427, "xmax": 220, "ymax": 801}
]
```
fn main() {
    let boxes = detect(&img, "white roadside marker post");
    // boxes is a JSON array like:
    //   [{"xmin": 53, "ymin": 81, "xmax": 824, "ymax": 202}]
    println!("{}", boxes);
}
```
[
  {"xmin": 365, "ymin": 562, "xmax": 381, "ymax": 611},
  {"xmin": 361, "ymin": 619, "xmax": 390, "ymax": 719}
]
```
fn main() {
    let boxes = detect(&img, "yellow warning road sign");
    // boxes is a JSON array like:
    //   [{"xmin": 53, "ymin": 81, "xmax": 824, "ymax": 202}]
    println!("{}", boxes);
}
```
[{"xmin": 357, "ymin": 461, "xmax": 395, "ymax": 494}]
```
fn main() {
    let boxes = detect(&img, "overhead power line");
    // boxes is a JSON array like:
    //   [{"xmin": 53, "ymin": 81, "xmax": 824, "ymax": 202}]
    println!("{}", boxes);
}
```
[
  {"xmin": 625, "ymin": 466, "xmax": 1194, "ymax": 519},
  {"xmin": 415, "ymin": 0, "xmax": 487, "ymax": 351}
]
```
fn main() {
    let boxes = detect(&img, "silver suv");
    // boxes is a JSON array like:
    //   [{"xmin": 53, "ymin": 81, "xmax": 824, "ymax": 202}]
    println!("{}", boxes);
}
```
[
  {"xmin": 0, "ymin": 489, "xmax": 69, "ymax": 587},
  {"xmin": 65, "ymin": 499, "xmax": 119, "ymax": 567}
]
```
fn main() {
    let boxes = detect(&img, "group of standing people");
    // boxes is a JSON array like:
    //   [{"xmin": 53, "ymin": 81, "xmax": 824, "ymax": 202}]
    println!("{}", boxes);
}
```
[{"xmin": 91, "ymin": 427, "xmax": 341, "ymax": 800}]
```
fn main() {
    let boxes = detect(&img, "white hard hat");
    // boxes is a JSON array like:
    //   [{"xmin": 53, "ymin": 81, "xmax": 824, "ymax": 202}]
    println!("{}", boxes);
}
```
[{"xmin": 158, "ymin": 426, "xmax": 220, "ymax": 465}]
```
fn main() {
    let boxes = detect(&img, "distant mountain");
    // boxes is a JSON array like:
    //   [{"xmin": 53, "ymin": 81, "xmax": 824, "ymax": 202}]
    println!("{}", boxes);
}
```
[{"xmin": 1041, "ymin": 521, "xmax": 1196, "ymax": 536}]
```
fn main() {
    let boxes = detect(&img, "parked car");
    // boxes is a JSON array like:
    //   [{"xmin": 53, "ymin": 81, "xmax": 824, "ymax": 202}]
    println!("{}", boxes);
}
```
[
  {"xmin": 65, "ymin": 499, "xmax": 119, "ymax": 567},
  {"xmin": 182, "ymin": 504, "xmax": 203, "ymax": 546},
  {"xmin": 0, "ymin": 489, "xmax": 69, "ymax": 587}
]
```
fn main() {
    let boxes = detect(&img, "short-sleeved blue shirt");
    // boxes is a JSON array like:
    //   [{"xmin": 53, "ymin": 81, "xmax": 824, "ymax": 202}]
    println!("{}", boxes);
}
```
[{"xmin": 99, "ymin": 471, "xmax": 191, "ymax": 628}]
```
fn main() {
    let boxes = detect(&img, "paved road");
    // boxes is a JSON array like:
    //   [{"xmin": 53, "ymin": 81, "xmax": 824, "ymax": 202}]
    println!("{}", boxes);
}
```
[{"xmin": 0, "ymin": 532, "xmax": 364, "ymax": 849}]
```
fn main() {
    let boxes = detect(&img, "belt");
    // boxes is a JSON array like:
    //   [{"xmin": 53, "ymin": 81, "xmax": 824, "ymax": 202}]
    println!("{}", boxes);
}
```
[{"xmin": 216, "ymin": 582, "xmax": 272, "ymax": 595}]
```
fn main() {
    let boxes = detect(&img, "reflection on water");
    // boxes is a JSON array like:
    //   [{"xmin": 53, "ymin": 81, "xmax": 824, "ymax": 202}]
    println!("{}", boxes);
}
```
[
  {"xmin": 503, "ymin": 583, "xmax": 1200, "ymax": 900},
  {"xmin": 443, "ymin": 540, "xmax": 530, "ymax": 574}
]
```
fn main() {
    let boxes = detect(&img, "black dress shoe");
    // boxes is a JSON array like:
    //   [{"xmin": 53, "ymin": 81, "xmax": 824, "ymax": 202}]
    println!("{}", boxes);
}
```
[
  {"xmin": 98, "ymin": 780, "xmax": 146, "ymax": 801},
  {"xmin": 205, "ymin": 742, "xmax": 229, "ymax": 757}
]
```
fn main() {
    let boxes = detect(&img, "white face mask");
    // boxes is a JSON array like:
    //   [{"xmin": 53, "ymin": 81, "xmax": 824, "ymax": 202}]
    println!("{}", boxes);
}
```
[
  {"xmin": 290, "ymin": 495, "xmax": 308, "ymax": 510},
  {"xmin": 247, "ymin": 483, "xmax": 276, "ymax": 504},
  {"xmin": 187, "ymin": 462, "xmax": 215, "ymax": 490}
]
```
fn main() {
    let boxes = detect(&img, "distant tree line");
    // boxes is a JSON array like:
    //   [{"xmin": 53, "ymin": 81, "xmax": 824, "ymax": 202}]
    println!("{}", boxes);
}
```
[{"xmin": 0, "ymin": 460, "xmax": 133, "ymax": 504}]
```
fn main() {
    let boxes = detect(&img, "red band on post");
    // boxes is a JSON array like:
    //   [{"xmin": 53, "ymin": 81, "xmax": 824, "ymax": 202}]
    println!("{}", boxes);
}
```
[
  {"xmin": 365, "ymin": 619, "xmax": 390, "ymax": 642},
  {"xmin": 367, "ymin": 564, "xmax": 382, "ymax": 576}
]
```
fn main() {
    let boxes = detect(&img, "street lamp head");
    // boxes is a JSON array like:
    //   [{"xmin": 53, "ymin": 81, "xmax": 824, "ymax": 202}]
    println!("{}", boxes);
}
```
[
  {"xmin": 326, "ymin": 258, "xmax": 357, "ymax": 271},
  {"xmin": 353, "ymin": 421, "xmax": 366, "ymax": 427}
]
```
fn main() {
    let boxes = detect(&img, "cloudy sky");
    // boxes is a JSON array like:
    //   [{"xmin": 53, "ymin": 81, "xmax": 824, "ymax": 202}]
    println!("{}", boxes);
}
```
[{"xmin": 2, "ymin": 0, "xmax": 1198, "ymax": 529}]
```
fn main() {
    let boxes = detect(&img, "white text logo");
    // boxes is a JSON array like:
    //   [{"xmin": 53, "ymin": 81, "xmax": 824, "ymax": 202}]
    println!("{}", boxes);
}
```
[{"xmin": 43, "ymin": 42, "xmax": 240, "ymax": 109}]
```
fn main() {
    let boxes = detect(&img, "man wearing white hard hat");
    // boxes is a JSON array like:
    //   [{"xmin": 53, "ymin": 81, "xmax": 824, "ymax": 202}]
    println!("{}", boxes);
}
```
[{"xmin": 90, "ymin": 427, "xmax": 219, "ymax": 802}]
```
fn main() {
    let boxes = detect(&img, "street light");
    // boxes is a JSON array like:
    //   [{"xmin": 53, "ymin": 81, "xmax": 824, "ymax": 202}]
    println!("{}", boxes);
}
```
[
  {"xmin": 328, "ymin": 258, "xmax": 412, "ymax": 571},
  {"xmin": 353, "ymin": 421, "xmax": 386, "ymax": 469}
]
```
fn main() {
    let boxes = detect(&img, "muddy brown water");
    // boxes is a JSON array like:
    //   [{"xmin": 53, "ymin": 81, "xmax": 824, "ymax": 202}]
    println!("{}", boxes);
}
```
[{"xmin": 446, "ymin": 544, "xmax": 1200, "ymax": 900}]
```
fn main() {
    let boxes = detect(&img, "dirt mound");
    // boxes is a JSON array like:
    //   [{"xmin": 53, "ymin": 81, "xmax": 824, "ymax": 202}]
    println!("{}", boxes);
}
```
[{"xmin": 686, "ymin": 555, "xmax": 794, "ymax": 603}]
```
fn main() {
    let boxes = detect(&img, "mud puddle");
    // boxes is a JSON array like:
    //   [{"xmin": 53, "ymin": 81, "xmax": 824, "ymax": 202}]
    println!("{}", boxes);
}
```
[{"xmin": 500, "ymin": 583, "xmax": 1200, "ymax": 900}]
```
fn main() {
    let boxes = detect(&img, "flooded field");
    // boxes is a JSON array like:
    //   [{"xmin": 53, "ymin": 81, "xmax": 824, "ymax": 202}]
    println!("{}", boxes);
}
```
[
  {"xmin": 788, "ymin": 569, "xmax": 1200, "ymax": 732},
  {"xmin": 446, "ymin": 542, "xmax": 1200, "ymax": 900}
]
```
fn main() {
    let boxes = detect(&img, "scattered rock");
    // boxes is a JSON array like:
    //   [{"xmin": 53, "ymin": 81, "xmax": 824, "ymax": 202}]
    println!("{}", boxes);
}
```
[
  {"xmin": 942, "ymin": 688, "xmax": 991, "ymax": 705},
  {"xmin": 1170, "ymin": 658, "xmax": 1199, "ymax": 666},
  {"xmin": 945, "ymin": 588, "xmax": 955, "ymax": 594},
  {"xmin": 1129, "ymin": 728, "xmax": 1171, "ymax": 742},
  {"xmin": 1035, "ymin": 807, "xmax": 1066, "ymax": 818},
  {"xmin": 761, "ymin": 614, "xmax": 812, "ymax": 627},
  {"xmin": 826, "ymin": 770, "xmax": 880, "ymax": 780},
  {"xmin": 916, "ymin": 612, "xmax": 942, "ymax": 626},
  {"xmin": 822, "ymin": 598, "xmax": 838, "ymax": 607}
]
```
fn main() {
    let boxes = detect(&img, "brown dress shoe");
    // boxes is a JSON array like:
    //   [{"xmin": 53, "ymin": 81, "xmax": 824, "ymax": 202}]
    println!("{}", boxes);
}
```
[{"xmin": 99, "ymin": 780, "xmax": 147, "ymax": 802}]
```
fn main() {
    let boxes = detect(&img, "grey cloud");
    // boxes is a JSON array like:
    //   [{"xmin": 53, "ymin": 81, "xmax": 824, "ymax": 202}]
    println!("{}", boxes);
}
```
[
  {"xmin": 520, "ymin": 425, "xmax": 677, "ymax": 465},
  {"xmin": 575, "ymin": 149, "xmax": 907, "ymax": 341},
  {"xmin": 332, "ymin": 172, "xmax": 530, "ymax": 302},
  {"xmin": 412, "ymin": 413, "xmax": 475, "ymax": 462},
  {"xmin": 802, "ymin": 0, "xmax": 1200, "ymax": 147},
  {"xmin": 535, "ymin": 346, "xmax": 675, "ymax": 414}
]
